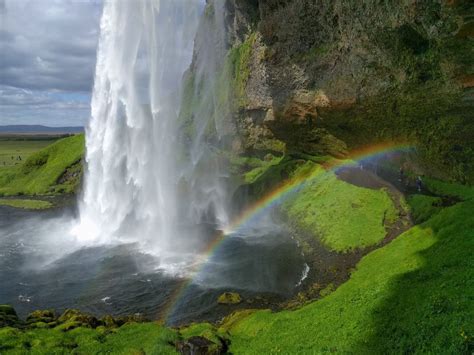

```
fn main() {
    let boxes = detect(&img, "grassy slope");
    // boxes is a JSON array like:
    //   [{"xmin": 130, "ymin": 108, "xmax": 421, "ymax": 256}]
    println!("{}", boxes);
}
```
[
  {"xmin": 0, "ymin": 134, "xmax": 84, "ymax": 196},
  {"xmin": 225, "ymin": 198, "xmax": 474, "ymax": 354},
  {"xmin": 282, "ymin": 162, "xmax": 398, "ymax": 252},
  {"xmin": 0, "ymin": 198, "xmax": 53, "ymax": 210},
  {"xmin": 0, "ymin": 139, "xmax": 57, "ymax": 167}
]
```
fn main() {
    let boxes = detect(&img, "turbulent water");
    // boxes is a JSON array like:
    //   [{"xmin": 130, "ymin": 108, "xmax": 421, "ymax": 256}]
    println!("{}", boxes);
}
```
[{"xmin": 0, "ymin": 207, "xmax": 305, "ymax": 325}]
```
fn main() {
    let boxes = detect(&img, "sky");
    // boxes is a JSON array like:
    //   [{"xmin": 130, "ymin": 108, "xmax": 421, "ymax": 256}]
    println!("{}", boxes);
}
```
[{"xmin": 0, "ymin": 0, "xmax": 103, "ymax": 127}]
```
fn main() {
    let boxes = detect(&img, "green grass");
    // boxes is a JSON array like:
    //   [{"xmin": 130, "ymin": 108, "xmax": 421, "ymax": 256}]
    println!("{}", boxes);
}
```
[
  {"xmin": 229, "ymin": 154, "xmax": 284, "ymax": 184},
  {"xmin": 0, "ymin": 139, "xmax": 57, "ymax": 168},
  {"xmin": 407, "ymin": 194, "xmax": 443, "ymax": 223},
  {"xmin": 424, "ymin": 177, "xmax": 474, "ymax": 200},
  {"xmin": 224, "ymin": 198, "xmax": 474, "ymax": 354},
  {"xmin": 0, "ymin": 323, "xmax": 179, "ymax": 354},
  {"xmin": 0, "ymin": 134, "xmax": 84, "ymax": 196},
  {"xmin": 282, "ymin": 162, "xmax": 398, "ymax": 252},
  {"xmin": 0, "ymin": 198, "xmax": 53, "ymax": 210}
]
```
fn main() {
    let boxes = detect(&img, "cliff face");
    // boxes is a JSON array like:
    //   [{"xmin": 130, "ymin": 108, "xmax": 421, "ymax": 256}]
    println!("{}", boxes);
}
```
[{"xmin": 186, "ymin": 0, "xmax": 474, "ymax": 183}]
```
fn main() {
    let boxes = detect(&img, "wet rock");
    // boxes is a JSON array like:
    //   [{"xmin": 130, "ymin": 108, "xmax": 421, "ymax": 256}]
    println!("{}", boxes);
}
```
[
  {"xmin": 217, "ymin": 292, "xmax": 242, "ymax": 305},
  {"xmin": 101, "ymin": 314, "xmax": 118, "ymax": 328},
  {"xmin": 26, "ymin": 309, "xmax": 56, "ymax": 324},
  {"xmin": 0, "ymin": 305, "xmax": 17, "ymax": 317},
  {"xmin": 176, "ymin": 336, "xmax": 224, "ymax": 355},
  {"xmin": 116, "ymin": 313, "xmax": 148, "ymax": 325}
]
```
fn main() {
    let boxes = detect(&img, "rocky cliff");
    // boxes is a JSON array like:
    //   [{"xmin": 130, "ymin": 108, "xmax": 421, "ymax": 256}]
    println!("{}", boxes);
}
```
[{"xmin": 183, "ymin": 0, "xmax": 473, "ymax": 183}]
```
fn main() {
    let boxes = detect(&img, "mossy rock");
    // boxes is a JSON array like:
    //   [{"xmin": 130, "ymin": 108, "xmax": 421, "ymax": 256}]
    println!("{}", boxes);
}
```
[
  {"xmin": 217, "ymin": 292, "xmax": 242, "ymax": 305},
  {"xmin": 0, "ymin": 305, "xmax": 20, "ymax": 328},
  {"xmin": 26, "ymin": 309, "xmax": 56, "ymax": 325},
  {"xmin": 29, "ymin": 321, "xmax": 53, "ymax": 329},
  {"xmin": 55, "ymin": 320, "xmax": 85, "ymax": 332},
  {"xmin": 0, "ymin": 305, "xmax": 17, "ymax": 317},
  {"xmin": 175, "ymin": 336, "xmax": 224, "ymax": 355},
  {"xmin": 101, "ymin": 315, "xmax": 118, "ymax": 328},
  {"xmin": 57, "ymin": 309, "xmax": 101, "ymax": 329}
]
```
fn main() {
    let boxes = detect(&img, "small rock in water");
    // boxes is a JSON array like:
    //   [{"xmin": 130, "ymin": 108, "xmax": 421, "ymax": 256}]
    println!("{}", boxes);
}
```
[
  {"xmin": 101, "ymin": 296, "xmax": 112, "ymax": 305},
  {"xmin": 18, "ymin": 294, "xmax": 32, "ymax": 303},
  {"xmin": 217, "ymin": 292, "xmax": 242, "ymax": 305}
]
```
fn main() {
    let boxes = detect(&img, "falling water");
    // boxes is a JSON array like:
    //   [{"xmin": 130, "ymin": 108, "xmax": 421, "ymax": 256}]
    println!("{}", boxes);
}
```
[
  {"xmin": 0, "ymin": 1, "xmax": 309, "ymax": 318},
  {"xmin": 73, "ymin": 0, "xmax": 208, "ymax": 251}
]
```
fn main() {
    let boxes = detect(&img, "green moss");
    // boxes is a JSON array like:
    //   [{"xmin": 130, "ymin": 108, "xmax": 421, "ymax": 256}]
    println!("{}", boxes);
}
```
[
  {"xmin": 319, "ymin": 283, "xmax": 335, "ymax": 297},
  {"xmin": 224, "ymin": 195, "xmax": 474, "ymax": 354},
  {"xmin": 0, "ymin": 198, "xmax": 53, "ymax": 210},
  {"xmin": 227, "ymin": 33, "xmax": 257, "ymax": 107},
  {"xmin": 217, "ymin": 292, "xmax": 242, "ymax": 305},
  {"xmin": 282, "ymin": 161, "xmax": 398, "ymax": 252},
  {"xmin": 0, "ymin": 134, "xmax": 84, "ymax": 196},
  {"xmin": 243, "ymin": 156, "xmax": 283, "ymax": 184},
  {"xmin": 179, "ymin": 323, "xmax": 227, "ymax": 346}
]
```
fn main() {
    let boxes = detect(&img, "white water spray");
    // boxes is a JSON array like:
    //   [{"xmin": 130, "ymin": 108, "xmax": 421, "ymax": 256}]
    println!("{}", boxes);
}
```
[{"xmin": 73, "ymin": 0, "xmax": 207, "ymax": 251}]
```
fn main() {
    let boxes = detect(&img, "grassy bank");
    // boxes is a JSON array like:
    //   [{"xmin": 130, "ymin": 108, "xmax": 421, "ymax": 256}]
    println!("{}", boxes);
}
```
[
  {"xmin": 0, "ymin": 323, "xmax": 178, "ymax": 354},
  {"xmin": 0, "ymin": 134, "xmax": 85, "ymax": 197},
  {"xmin": 0, "ymin": 198, "xmax": 53, "ymax": 210},
  {"xmin": 0, "ymin": 139, "xmax": 59, "ymax": 167}
]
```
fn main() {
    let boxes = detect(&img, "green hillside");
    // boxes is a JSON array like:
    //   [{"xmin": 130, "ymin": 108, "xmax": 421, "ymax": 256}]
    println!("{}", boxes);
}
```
[{"xmin": 0, "ymin": 134, "xmax": 85, "ymax": 196}]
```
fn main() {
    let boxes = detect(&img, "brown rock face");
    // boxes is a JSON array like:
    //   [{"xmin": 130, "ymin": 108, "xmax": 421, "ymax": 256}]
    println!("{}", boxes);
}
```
[{"xmin": 191, "ymin": 0, "xmax": 474, "ymax": 182}]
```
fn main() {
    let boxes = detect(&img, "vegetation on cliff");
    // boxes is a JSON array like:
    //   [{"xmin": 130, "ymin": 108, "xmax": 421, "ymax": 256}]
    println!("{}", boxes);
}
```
[{"xmin": 217, "ymin": 0, "xmax": 474, "ymax": 183}]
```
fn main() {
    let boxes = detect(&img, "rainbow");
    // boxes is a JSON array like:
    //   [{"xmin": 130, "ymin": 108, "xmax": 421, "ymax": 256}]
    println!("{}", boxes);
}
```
[{"xmin": 161, "ymin": 141, "xmax": 413, "ymax": 323}]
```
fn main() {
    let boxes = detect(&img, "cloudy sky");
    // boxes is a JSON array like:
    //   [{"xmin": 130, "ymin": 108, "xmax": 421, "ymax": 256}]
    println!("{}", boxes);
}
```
[{"xmin": 0, "ymin": 0, "xmax": 103, "ymax": 127}]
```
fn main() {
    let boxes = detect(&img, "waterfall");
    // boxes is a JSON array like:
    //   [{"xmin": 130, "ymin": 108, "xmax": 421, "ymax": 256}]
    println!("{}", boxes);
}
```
[{"xmin": 73, "ymin": 0, "xmax": 224, "ymax": 253}]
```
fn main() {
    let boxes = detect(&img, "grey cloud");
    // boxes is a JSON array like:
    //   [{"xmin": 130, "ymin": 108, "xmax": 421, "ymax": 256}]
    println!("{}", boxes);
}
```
[
  {"xmin": 0, "ymin": 0, "xmax": 101, "ymax": 92},
  {"xmin": 0, "ymin": 0, "xmax": 102, "ymax": 126}
]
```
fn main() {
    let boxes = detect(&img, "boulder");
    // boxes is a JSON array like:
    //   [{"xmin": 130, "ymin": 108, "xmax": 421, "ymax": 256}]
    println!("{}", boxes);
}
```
[
  {"xmin": 0, "ymin": 305, "xmax": 17, "ymax": 317},
  {"xmin": 217, "ymin": 292, "xmax": 242, "ymax": 305},
  {"xmin": 101, "ymin": 314, "xmax": 118, "ymax": 328},
  {"xmin": 26, "ymin": 309, "xmax": 56, "ymax": 324},
  {"xmin": 57, "ymin": 309, "xmax": 101, "ymax": 329},
  {"xmin": 0, "ymin": 305, "xmax": 20, "ymax": 328},
  {"xmin": 175, "ymin": 336, "xmax": 224, "ymax": 355}
]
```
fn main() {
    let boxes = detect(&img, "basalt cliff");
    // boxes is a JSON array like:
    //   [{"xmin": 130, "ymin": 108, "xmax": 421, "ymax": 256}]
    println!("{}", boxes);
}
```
[{"xmin": 182, "ymin": 0, "xmax": 473, "ymax": 183}]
